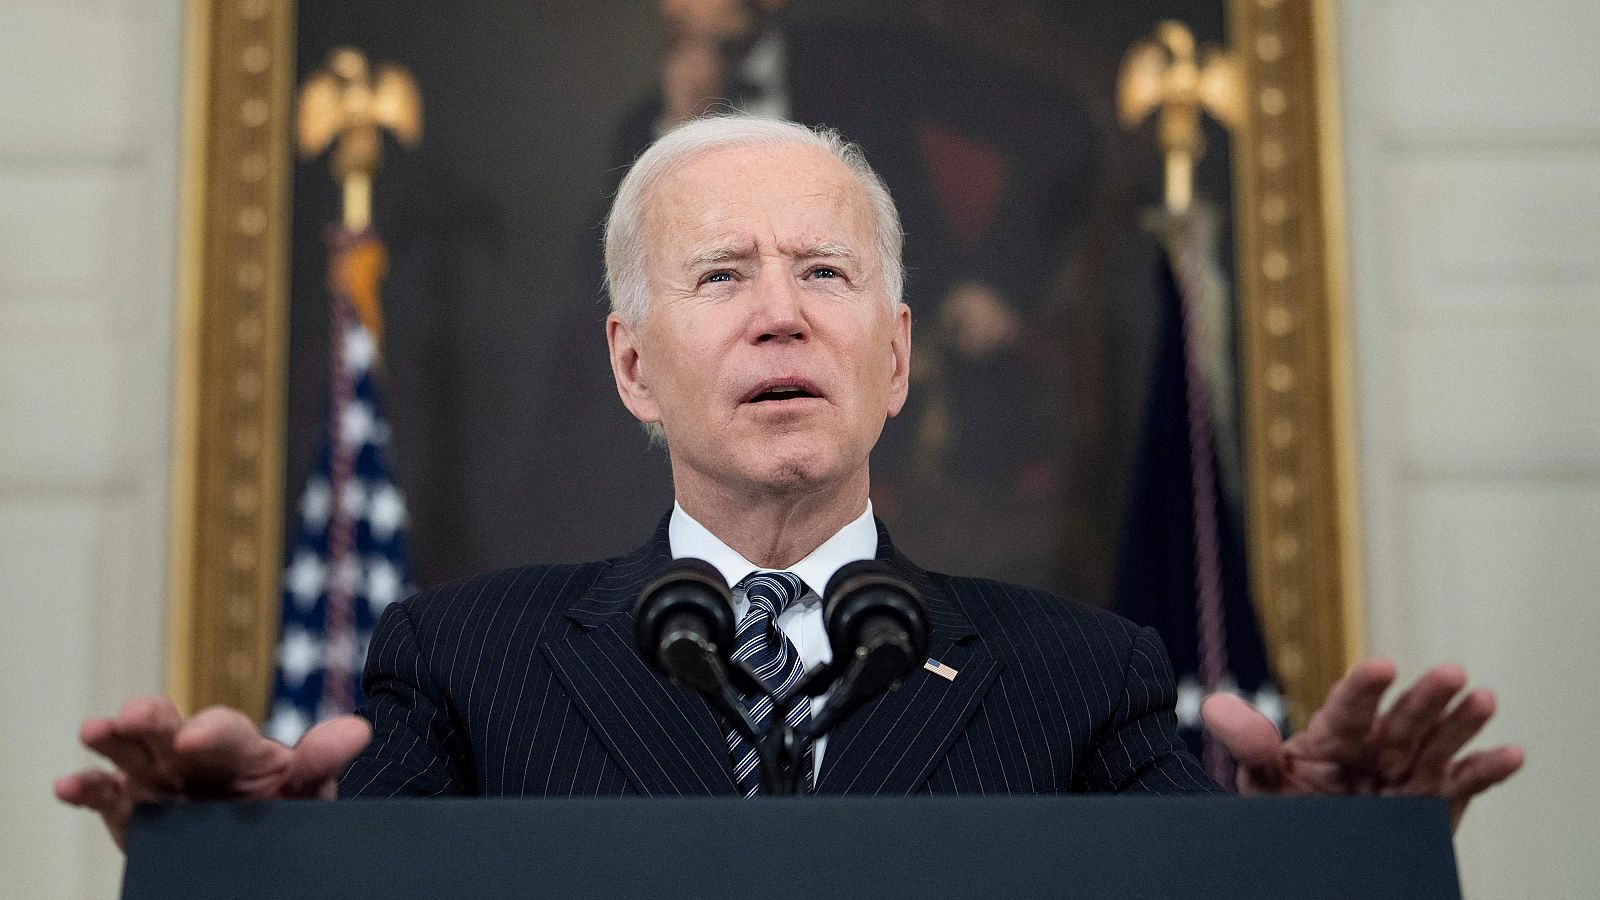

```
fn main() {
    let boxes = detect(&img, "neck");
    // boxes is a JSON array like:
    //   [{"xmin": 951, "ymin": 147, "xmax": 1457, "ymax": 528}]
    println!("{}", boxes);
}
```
[{"xmin": 672, "ymin": 466, "xmax": 870, "ymax": 570}]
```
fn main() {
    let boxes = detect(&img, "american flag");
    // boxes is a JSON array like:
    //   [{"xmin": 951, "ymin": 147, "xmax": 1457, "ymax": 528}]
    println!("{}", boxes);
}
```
[{"xmin": 266, "ymin": 229, "xmax": 412, "ymax": 746}]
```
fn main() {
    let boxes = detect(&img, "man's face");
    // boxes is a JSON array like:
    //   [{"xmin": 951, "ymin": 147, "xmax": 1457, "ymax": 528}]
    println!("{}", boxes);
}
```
[{"xmin": 607, "ymin": 141, "xmax": 911, "ymax": 497}]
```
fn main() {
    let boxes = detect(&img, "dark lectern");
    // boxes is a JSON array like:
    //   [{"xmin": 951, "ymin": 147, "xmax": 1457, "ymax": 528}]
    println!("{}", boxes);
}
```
[{"xmin": 123, "ymin": 797, "xmax": 1461, "ymax": 899}]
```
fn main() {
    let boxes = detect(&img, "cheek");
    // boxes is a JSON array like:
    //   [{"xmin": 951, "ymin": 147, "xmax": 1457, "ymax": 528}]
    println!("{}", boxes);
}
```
[
  {"xmin": 651, "ymin": 318, "xmax": 735, "ymax": 402},
  {"xmin": 843, "ymin": 320, "xmax": 897, "ymax": 389}
]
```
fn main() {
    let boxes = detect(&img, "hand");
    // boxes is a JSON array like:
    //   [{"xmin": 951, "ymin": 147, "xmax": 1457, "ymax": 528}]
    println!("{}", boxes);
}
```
[
  {"xmin": 1200, "ymin": 659, "xmax": 1524, "ymax": 829},
  {"xmin": 54, "ymin": 696, "xmax": 371, "ymax": 850}
]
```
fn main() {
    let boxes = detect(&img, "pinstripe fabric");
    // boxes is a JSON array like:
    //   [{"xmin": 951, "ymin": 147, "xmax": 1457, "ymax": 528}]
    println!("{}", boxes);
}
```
[{"xmin": 339, "ymin": 514, "xmax": 1222, "ymax": 799}]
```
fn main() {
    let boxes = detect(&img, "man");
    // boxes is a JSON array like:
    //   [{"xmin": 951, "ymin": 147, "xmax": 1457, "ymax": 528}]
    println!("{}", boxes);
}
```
[
  {"xmin": 598, "ymin": 0, "xmax": 1101, "ymax": 589},
  {"xmin": 58, "ymin": 117, "xmax": 1521, "ymax": 846}
]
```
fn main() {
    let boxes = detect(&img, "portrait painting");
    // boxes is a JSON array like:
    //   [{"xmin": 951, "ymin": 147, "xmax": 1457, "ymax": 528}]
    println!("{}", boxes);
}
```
[
  {"xmin": 170, "ymin": 0, "xmax": 1359, "ymax": 728},
  {"xmin": 286, "ymin": 0, "xmax": 1235, "ymax": 600}
]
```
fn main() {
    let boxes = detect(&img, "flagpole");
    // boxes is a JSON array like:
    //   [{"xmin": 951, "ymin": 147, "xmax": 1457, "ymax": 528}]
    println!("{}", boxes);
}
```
[
  {"xmin": 1117, "ymin": 22, "xmax": 1275, "ymax": 789},
  {"xmin": 266, "ymin": 49, "xmax": 422, "ymax": 742}
]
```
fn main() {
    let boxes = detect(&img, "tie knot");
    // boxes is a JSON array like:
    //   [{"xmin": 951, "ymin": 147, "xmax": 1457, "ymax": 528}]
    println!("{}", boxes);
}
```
[{"xmin": 737, "ymin": 571, "xmax": 806, "ymax": 619}]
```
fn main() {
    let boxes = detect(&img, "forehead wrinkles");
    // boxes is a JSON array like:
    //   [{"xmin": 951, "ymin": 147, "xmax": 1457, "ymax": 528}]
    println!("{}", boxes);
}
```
[{"xmin": 643, "ymin": 146, "xmax": 875, "ymax": 257}]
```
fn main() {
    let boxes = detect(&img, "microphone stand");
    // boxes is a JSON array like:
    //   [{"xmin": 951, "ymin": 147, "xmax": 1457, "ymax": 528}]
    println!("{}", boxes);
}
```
[
  {"xmin": 756, "ymin": 659, "xmax": 846, "ymax": 796},
  {"xmin": 727, "ymin": 659, "xmax": 810, "ymax": 796},
  {"xmin": 768, "ymin": 618, "xmax": 925, "ymax": 793},
  {"xmin": 715, "ymin": 634, "xmax": 919, "ymax": 795},
  {"xmin": 641, "ymin": 558, "xmax": 925, "ymax": 796}
]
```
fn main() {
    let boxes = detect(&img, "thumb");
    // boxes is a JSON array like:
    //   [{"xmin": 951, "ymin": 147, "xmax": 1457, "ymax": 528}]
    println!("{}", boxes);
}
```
[
  {"xmin": 286, "ymin": 715, "xmax": 372, "ymax": 797},
  {"xmin": 1201, "ymin": 692, "xmax": 1285, "ymax": 792}
]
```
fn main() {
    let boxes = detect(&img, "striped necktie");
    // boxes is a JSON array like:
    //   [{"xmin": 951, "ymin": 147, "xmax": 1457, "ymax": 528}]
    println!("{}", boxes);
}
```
[{"xmin": 726, "ymin": 571, "xmax": 814, "ymax": 796}]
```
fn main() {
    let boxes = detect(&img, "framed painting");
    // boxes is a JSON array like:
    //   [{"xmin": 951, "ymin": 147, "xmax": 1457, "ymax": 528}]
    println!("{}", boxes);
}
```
[{"xmin": 168, "ymin": 0, "xmax": 1360, "ymax": 730}]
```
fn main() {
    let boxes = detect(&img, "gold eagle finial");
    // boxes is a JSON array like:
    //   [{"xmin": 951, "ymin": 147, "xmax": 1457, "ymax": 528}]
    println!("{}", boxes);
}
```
[
  {"xmin": 1118, "ymin": 21, "xmax": 1245, "ymax": 213},
  {"xmin": 296, "ymin": 47, "xmax": 423, "ymax": 232}
]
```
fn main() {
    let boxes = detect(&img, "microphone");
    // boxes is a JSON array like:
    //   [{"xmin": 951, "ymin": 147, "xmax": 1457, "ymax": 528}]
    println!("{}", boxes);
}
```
[
  {"xmin": 632, "ymin": 558, "xmax": 737, "ymax": 696},
  {"xmin": 633, "ymin": 558, "xmax": 794, "ymax": 793},
  {"xmin": 808, "ymin": 560, "xmax": 930, "ymax": 738}
]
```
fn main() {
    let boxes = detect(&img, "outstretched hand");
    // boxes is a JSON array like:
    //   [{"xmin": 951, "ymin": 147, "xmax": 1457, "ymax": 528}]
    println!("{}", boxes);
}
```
[
  {"xmin": 54, "ymin": 696, "xmax": 371, "ymax": 849},
  {"xmin": 1200, "ymin": 659, "xmax": 1523, "ymax": 829}
]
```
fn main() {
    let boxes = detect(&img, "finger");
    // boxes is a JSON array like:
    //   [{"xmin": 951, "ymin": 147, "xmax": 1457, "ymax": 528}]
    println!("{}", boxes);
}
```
[
  {"xmin": 113, "ymin": 695, "xmax": 184, "ymax": 736},
  {"xmin": 55, "ymin": 768, "xmax": 133, "ymax": 850},
  {"xmin": 170, "ymin": 706, "xmax": 293, "ymax": 795},
  {"xmin": 54, "ymin": 768, "xmax": 127, "ymax": 812},
  {"xmin": 91, "ymin": 697, "xmax": 184, "ymax": 788},
  {"xmin": 1399, "ymin": 689, "xmax": 1496, "ymax": 792},
  {"xmin": 1373, "ymin": 664, "xmax": 1467, "ymax": 781},
  {"xmin": 114, "ymin": 696, "xmax": 185, "ymax": 777},
  {"xmin": 80, "ymin": 717, "xmax": 177, "ymax": 795},
  {"xmin": 1200, "ymin": 693, "xmax": 1285, "ymax": 792},
  {"xmin": 285, "ymin": 714, "xmax": 373, "ymax": 797},
  {"xmin": 1446, "ymin": 745, "xmax": 1525, "ymax": 827},
  {"xmin": 1446, "ymin": 746, "xmax": 1525, "ymax": 803},
  {"xmin": 1300, "ymin": 658, "xmax": 1397, "ymax": 763}
]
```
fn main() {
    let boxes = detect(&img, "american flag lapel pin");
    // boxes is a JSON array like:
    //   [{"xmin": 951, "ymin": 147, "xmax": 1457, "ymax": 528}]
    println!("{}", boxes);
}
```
[{"xmin": 923, "ymin": 658, "xmax": 959, "ymax": 681}]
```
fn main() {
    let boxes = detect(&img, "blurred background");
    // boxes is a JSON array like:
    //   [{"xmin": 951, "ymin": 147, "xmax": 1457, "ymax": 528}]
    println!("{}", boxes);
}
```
[{"xmin": 2, "ymin": 0, "xmax": 1598, "ymax": 896}]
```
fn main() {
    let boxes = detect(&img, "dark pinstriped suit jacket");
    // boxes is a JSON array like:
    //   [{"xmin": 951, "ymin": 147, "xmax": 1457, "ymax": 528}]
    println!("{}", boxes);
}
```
[{"xmin": 340, "ymin": 516, "xmax": 1221, "ymax": 798}]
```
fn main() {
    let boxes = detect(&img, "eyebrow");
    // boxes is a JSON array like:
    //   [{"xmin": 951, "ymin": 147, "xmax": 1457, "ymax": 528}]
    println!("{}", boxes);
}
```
[
  {"xmin": 685, "ymin": 243, "xmax": 755, "ymax": 270},
  {"xmin": 682, "ymin": 240, "xmax": 860, "ymax": 272},
  {"xmin": 795, "ymin": 241, "xmax": 859, "ymax": 263}
]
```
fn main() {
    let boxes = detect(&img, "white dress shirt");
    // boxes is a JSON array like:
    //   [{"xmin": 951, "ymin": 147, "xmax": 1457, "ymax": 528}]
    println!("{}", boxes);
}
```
[{"xmin": 667, "ymin": 500, "xmax": 878, "ymax": 782}]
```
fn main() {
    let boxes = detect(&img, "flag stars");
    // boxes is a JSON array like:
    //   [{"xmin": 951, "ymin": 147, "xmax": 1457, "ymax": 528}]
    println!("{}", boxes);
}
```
[
  {"xmin": 265, "ymin": 702, "xmax": 311, "ymax": 747},
  {"xmin": 1176, "ymin": 676, "xmax": 1203, "ymax": 727},
  {"xmin": 367, "ymin": 483, "xmax": 407, "ymax": 539},
  {"xmin": 286, "ymin": 550, "xmax": 327, "ymax": 610},
  {"xmin": 273, "ymin": 317, "xmax": 410, "ymax": 737},
  {"xmin": 340, "ymin": 400, "xmax": 375, "ymax": 447},
  {"xmin": 366, "ymin": 557, "xmax": 402, "ymax": 611},
  {"xmin": 299, "ymin": 477, "xmax": 331, "ymax": 528},
  {"xmin": 339, "ymin": 477, "xmax": 368, "ymax": 519},
  {"xmin": 344, "ymin": 325, "xmax": 376, "ymax": 375},
  {"xmin": 277, "ymin": 625, "xmax": 323, "ymax": 688}
]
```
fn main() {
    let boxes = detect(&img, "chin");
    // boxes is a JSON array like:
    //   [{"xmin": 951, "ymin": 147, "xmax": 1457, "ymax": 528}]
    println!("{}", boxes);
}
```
[{"xmin": 738, "ymin": 442, "xmax": 847, "ymax": 495}]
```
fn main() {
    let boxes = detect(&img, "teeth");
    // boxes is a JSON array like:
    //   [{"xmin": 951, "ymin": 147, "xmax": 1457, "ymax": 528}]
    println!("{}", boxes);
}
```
[{"xmin": 748, "ymin": 384, "xmax": 812, "ymax": 402}]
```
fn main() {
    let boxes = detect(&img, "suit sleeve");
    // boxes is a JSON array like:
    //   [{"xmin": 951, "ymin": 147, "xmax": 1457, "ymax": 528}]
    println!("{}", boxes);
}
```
[
  {"xmin": 1080, "ymin": 625, "xmax": 1225, "ymax": 794},
  {"xmin": 339, "ymin": 601, "xmax": 474, "ymax": 798}
]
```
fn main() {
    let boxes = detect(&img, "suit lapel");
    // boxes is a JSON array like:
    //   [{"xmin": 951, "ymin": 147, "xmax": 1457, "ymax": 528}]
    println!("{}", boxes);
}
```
[
  {"xmin": 814, "ymin": 521, "xmax": 1001, "ymax": 795},
  {"xmin": 541, "ymin": 516, "xmax": 739, "ymax": 796},
  {"xmin": 542, "ymin": 513, "xmax": 999, "ymax": 797}
]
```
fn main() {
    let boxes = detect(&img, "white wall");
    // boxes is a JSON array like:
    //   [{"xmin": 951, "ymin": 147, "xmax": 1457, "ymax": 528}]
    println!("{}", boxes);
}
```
[
  {"xmin": 0, "ymin": 0, "xmax": 181, "ymax": 896},
  {"xmin": 1340, "ymin": 0, "xmax": 1600, "ymax": 896}
]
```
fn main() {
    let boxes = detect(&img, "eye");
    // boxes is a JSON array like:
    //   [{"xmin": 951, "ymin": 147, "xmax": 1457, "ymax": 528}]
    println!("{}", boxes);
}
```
[
  {"xmin": 703, "ymin": 270, "xmax": 734, "ymax": 284},
  {"xmin": 807, "ymin": 266, "xmax": 840, "ymax": 279}
]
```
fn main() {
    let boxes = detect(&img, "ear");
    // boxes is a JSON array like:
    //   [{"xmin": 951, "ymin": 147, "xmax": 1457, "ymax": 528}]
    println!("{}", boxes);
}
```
[
  {"xmin": 606, "ymin": 313, "xmax": 662, "ymax": 425},
  {"xmin": 885, "ymin": 302, "xmax": 912, "ymax": 418}
]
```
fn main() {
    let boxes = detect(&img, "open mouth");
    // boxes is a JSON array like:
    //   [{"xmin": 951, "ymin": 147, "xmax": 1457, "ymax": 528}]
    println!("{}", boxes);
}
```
[{"xmin": 742, "ymin": 379, "xmax": 823, "ymax": 404}]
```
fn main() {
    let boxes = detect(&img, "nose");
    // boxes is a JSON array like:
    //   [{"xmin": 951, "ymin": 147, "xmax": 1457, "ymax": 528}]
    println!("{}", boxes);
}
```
[{"xmin": 749, "ymin": 267, "xmax": 809, "ymax": 344}]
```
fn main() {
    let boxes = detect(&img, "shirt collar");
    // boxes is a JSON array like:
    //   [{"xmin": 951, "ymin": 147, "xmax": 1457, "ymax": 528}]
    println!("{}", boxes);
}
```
[{"xmin": 668, "ymin": 500, "xmax": 877, "ymax": 597}]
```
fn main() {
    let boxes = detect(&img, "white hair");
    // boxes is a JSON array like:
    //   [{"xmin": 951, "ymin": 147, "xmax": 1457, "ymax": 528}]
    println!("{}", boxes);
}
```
[{"xmin": 602, "ymin": 115, "xmax": 905, "ymax": 326}]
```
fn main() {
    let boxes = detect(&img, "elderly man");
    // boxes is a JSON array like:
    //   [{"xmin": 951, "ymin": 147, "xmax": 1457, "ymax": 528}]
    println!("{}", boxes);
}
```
[{"xmin": 58, "ymin": 117, "xmax": 1520, "ymax": 845}]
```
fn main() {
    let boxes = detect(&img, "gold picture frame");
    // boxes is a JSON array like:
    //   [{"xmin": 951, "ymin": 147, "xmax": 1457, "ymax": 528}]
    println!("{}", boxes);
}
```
[{"xmin": 167, "ymin": 0, "xmax": 1362, "ymax": 728}]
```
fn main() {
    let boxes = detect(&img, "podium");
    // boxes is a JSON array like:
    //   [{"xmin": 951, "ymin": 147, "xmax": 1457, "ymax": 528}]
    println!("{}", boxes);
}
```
[{"xmin": 123, "ymin": 796, "xmax": 1461, "ymax": 899}]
